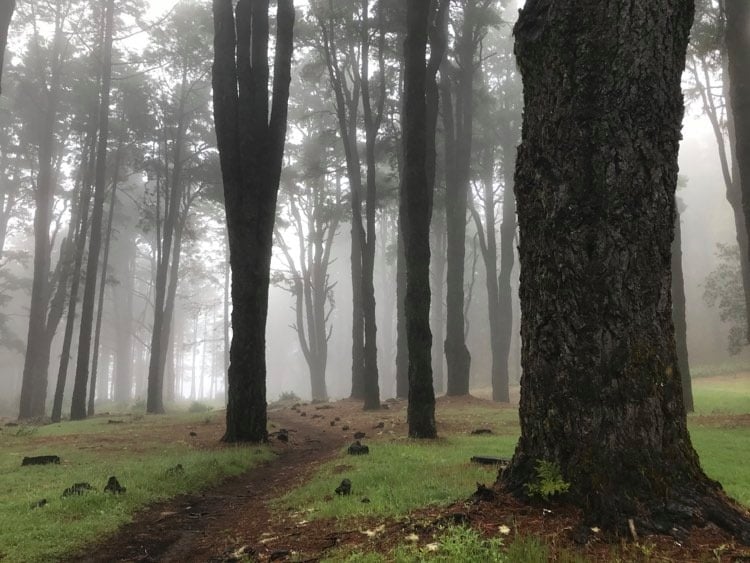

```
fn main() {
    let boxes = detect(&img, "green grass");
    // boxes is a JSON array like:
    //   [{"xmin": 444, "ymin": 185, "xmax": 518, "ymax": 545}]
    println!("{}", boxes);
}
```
[
  {"xmin": 0, "ymin": 413, "xmax": 272, "ymax": 563},
  {"xmin": 276, "ymin": 434, "xmax": 517, "ymax": 520},
  {"xmin": 692, "ymin": 376, "xmax": 750, "ymax": 415}
]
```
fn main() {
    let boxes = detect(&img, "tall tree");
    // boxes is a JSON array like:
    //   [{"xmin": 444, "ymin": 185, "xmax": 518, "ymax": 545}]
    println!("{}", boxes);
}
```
[
  {"xmin": 502, "ymin": 0, "xmax": 750, "ymax": 540},
  {"xmin": 0, "ymin": 0, "xmax": 14, "ymax": 94},
  {"xmin": 441, "ymin": 0, "xmax": 489, "ymax": 396},
  {"xmin": 212, "ymin": 0, "xmax": 294, "ymax": 442},
  {"xmin": 402, "ymin": 0, "xmax": 447, "ymax": 438},
  {"xmin": 70, "ymin": 0, "xmax": 115, "ymax": 420},
  {"xmin": 726, "ymin": 0, "xmax": 750, "ymax": 342}
]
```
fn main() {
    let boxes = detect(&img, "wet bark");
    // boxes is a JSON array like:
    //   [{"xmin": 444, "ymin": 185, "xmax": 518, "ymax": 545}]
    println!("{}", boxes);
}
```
[
  {"xmin": 71, "ymin": 0, "xmax": 115, "ymax": 421},
  {"xmin": 502, "ymin": 0, "xmax": 750, "ymax": 542},
  {"xmin": 726, "ymin": 0, "xmax": 750, "ymax": 341},
  {"xmin": 212, "ymin": 0, "xmax": 294, "ymax": 442}
]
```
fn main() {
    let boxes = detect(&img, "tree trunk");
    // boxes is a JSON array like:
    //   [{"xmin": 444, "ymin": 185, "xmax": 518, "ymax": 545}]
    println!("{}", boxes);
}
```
[
  {"xmin": 726, "ymin": 0, "xmax": 750, "ymax": 341},
  {"xmin": 502, "ymin": 0, "xmax": 750, "ymax": 541},
  {"xmin": 672, "ymin": 203, "xmax": 694, "ymax": 413},
  {"xmin": 51, "ymin": 132, "xmax": 97, "ymax": 422},
  {"xmin": 0, "ymin": 0, "xmax": 14, "ymax": 95},
  {"xmin": 70, "ymin": 0, "xmax": 115, "ymax": 421},
  {"xmin": 430, "ymin": 217, "xmax": 446, "ymax": 395},
  {"xmin": 395, "ymin": 225, "xmax": 408, "ymax": 398},
  {"xmin": 213, "ymin": 0, "xmax": 294, "ymax": 443},
  {"xmin": 18, "ymin": 2, "xmax": 66, "ymax": 420},
  {"xmin": 402, "ymin": 0, "xmax": 438, "ymax": 438}
]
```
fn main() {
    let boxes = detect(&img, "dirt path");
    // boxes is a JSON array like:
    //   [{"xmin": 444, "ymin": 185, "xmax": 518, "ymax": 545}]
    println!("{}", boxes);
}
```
[{"xmin": 72, "ymin": 406, "xmax": 360, "ymax": 563}]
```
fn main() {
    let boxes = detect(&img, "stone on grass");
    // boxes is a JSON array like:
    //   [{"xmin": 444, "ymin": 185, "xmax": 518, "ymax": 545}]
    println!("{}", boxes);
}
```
[
  {"xmin": 335, "ymin": 478, "xmax": 352, "ymax": 496},
  {"xmin": 347, "ymin": 441, "xmax": 369, "ymax": 455},
  {"xmin": 22, "ymin": 455, "xmax": 60, "ymax": 466},
  {"xmin": 104, "ymin": 476, "xmax": 126, "ymax": 494}
]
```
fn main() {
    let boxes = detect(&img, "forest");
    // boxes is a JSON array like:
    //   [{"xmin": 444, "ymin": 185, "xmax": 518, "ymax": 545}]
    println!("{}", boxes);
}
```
[{"xmin": 1, "ymin": 0, "xmax": 750, "ymax": 561}]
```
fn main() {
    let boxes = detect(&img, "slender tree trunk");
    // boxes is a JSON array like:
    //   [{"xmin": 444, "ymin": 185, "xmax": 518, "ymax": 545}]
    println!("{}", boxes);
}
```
[
  {"xmin": 112, "ymin": 239, "xmax": 135, "ymax": 404},
  {"xmin": 0, "ymin": 0, "xmax": 14, "ymax": 95},
  {"xmin": 395, "ymin": 226, "xmax": 408, "ymax": 398},
  {"xmin": 71, "ymin": 0, "xmax": 115, "ymax": 420},
  {"xmin": 88, "ymin": 148, "xmax": 120, "ymax": 416},
  {"xmin": 213, "ymin": 0, "xmax": 294, "ymax": 442},
  {"xmin": 431, "ymin": 217, "xmax": 446, "ymax": 395},
  {"xmin": 672, "ymin": 204, "xmax": 694, "ymax": 413},
  {"xmin": 726, "ymin": 0, "xmax": 750, "ymax": 341},
  {"xmin": 495, "ymin": 142, "xmax": 516, "ymax": 402},
  {"xmin": 502, "ymin": 0, "xmax": 750, "ymax": 541}
]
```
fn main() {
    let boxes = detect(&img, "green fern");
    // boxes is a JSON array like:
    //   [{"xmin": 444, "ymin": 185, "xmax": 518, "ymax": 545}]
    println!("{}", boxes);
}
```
[{"xmin": 524, "ymin": 459, "xmax": 570, "ymax": 500}]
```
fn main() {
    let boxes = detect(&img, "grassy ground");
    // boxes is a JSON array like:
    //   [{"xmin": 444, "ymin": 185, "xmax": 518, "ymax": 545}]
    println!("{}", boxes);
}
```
[{"xmin": 0, "ymin": 412, "xmax": 271, "ymax": 563}]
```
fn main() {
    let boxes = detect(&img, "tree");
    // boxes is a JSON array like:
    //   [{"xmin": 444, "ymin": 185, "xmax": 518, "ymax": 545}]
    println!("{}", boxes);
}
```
[
  {"xmin": 212, "ymin": 0, "xmax": 294, "ymax": 442},
  {"xmin": 501, "ymin": 0, "xmax": 750, "ymax": 540},
  {"xmin": 0, "ymin": 0, "xmax": 14, "ymax": 95},
  {"xmin": 726, "ymin": 0, "xmax": 750, "ymax": 342},
  {"xmin": 704, "ymin": 243, "xmax": 747, "ymax": 355},
  {"xmin": 70, "ymin": 0, "xmax": 115, "ymax": 420},
  {"xmin": 402, "ymin": 0, "xmax": 447, "ymax": 439},
  {"xmin": 441, "ymin": 0, "xmax": 491, "ymax": 396}
]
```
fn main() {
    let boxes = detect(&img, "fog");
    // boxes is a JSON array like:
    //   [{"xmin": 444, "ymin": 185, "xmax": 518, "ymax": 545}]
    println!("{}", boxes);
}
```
[{"xmin": 0, "ymin": 0, "xmax": 746, "ymax": 419}]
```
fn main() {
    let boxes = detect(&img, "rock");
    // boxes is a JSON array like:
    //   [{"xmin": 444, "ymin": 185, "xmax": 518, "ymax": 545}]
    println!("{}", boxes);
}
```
[
  {"xmin": 104, "ymin": 476, "xmax": 126, "ymax": 494},
  {"xmin": 353, "ymin": 431, "xmax": 366, "ymax": 440},
  {"xmin": 361, "ymin": 497, "xmax": 371, "ymax": 503},
  {"xmin": 269, "ymin": 549, "xmax": 290, "ymax": 561},
  {"xmin": 330, "ymin": 421, "xmax": 336, "ymax": 427},
  {"xmin": 30, "ymin": 499, "xmax": 47, "ymax": 509},
  {"xmin": 315, "ymin": 405, "xmax": 334, "ymax": 410},
  {"xmin": 342, "ymin": 425, "xmax": 349, "ymax": 431},
  {"xmin": 107, "ymin": 419, "xmax": 124, "ymax": 424},
  {"xmin": 347, "ymin": 441, "xmax": 369, "ymax": 455},
  {"xmin": 334, "ymin": 417, "xmax": 340, "ymax": 421},
  {"xmin": 63, "ymin": 482, "xmax": 93, "ymax": 497},
  {"xmin": 165, "ymin": 464, "xmax": 184, "ymax": 477},
  {"xmin": 22, "ymin": 455, "xmax": 60, "ymax": 466},
  {"xmin": 335, "ymin": 478, "xmax": 352, "ymax": 496},
  {"xmin": 380, "ymin": 403, "xmax": 390, "ymax": 410},
  {"xmin": 5, "ymin": 422, "xmax": 18, "ymax": 427},
  {"xmin": 471, "ymin": 428, "xmax": 493, "ymax": 435},
  {"xmin": 300, "ymin": 412, "xmax": 307, "ymax": 417},
  {"xmin": 373, "ymin": 422, "xmax": 384, "ymax": 429},
  {"xmin": 311, "ymin": 414, "xmax": 323, "ymax": 419},
  {"xmin": 276, "ymin": 429, "xmax": 289, "ymax": 443},
  {"xmin": 189, "ymin": 431, "xmax": 197, "ymax": 437}
]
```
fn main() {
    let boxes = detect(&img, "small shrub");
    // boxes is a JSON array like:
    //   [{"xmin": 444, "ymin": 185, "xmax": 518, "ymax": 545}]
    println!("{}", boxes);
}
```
[
  {"xmin": 278, "ymin": 391, "xmax": 300, "ymax": 402},
  {"xmin": 504, "ymin": 535, "xmax": 550, "ymax": 562},
  {"xmin": 188, "ymin": 401, "xmax": 212, "ymax": 413},
  {"xmin": 524, "ymin": 459, "xmax": 570, "ymax": 501}
]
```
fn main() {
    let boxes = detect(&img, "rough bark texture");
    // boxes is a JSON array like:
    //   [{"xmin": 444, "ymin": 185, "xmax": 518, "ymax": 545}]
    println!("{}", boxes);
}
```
[
  {"xmin": 213, "ymin": 0, "xmax": 294, "ymax": 443},
  {"xmin": 503, "ymin": 0, "xmax": 750, "ymax": 542},
  {"xmin": 672, "ymin": 205, "xmax": 694, "ymax": 413},
  {"xmin": 71, "ymin": 0, "xmax": 115, "ymax": 421},
  {"xmin": 726, "ymin": 0, "xmax": 750, "ymax": 341},
  {"xmin": 402, "ymin": 0, "xmax": 437, "ymax": 439}
]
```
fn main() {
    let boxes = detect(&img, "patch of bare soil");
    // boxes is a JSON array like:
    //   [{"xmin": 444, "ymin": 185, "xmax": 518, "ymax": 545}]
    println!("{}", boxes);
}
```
[{"xmin": 67, "ymin": 396, "xmax": 750, "ymax": 562}]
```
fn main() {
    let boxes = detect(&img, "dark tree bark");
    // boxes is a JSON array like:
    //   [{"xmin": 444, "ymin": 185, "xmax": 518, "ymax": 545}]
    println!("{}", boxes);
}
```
[
  {"xmin": 726, "ymin": 0, "xmax": 750, "ymax": 341},
  {"xmin": 213, "ymin": 0, "xmax": 294, "ymax": 443},
  {"xmin": 502, "ymin": 0, "xmax": 750, "ymax": 541},
  {"xmin": 672, "ymin": 202, "xmax": 693, "ymax": 413},
  {"xmin": 0, "ymin": 0, "xmax": 14, "ymax": 95},
  {"xmin": 403, "ymin": 0, "xmax": 436, "ymax": 438},
  {"xmin": 71, "ymin": 0, "xmax": 115, "ymax": 421}
]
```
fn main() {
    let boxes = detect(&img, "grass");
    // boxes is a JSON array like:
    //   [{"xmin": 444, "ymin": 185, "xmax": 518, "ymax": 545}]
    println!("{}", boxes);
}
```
[
  {"xmin": 0, "ymin": 412, "xmax": 272, "ymax": 563},
  {"xmin": 276, "ymin": 434, "xmax": 518, "ymax": 520},
  {"xmin": 692, "ymin": 376, "xmax": 750, "ymax": 414}
]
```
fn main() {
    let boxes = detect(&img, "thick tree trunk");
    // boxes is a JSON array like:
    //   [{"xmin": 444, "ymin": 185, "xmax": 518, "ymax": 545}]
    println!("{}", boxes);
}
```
[
  {"xmin": 18, "ymin": 4, "xmax": 65, "ymax": 420},
  {"xmin": 213, "ymin": 0, "xmax": 294, "ymax": 443},
  {"xmin": 503, "ymin": 0, "xmax": 750, "ymax": 542},
  {"xmin": 726, "ymin": 0, "xmax": 750, "ymax": 341},
  {"xmin": 403, "ymin": 0, "xmax": 436, "ymax": 439},
  {"xmin": 71, "ymin": 0, "xmax": 115, "ymax": 421}
]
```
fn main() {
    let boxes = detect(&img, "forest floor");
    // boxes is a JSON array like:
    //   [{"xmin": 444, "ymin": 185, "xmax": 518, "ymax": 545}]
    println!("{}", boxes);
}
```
[{"xmin": 56, "ymin": 376, "xmax": 750, "ymax": 563}]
